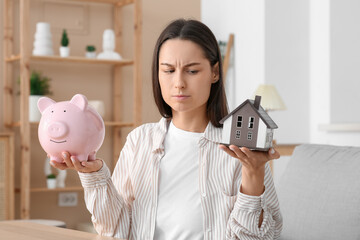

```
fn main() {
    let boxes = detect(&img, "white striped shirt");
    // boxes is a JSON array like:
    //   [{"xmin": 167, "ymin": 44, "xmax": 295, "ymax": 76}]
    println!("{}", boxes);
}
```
[{"xmin": 79, "ymin": 118, "xmax": 283, "ymax": 239}]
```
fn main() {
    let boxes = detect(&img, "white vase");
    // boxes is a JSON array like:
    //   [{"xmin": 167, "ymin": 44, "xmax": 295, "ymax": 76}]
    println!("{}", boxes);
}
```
[
  {"xmin": 59, "ymin": 46, "xmax": 70, "ymax": 57},
  {"xmin": 56, "ymin": 170, "xmax": 67, "ymax": 188},
  {"xmin": 33, "ymin": 22, "xmax": 54, "ymax": 56},
  {"xmin": 47, "ymin": 178, "xmax": 57, "ymax": 189},
  {"xmin": 29, "ymin": 95, "xmax": 43, "ymax": 122},
  {"xmin": 88, "ymin": 100, "xmax": 105, "ymax": 117}
]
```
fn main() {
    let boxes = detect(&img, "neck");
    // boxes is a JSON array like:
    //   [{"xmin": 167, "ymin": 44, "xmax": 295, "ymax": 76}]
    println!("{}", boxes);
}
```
[{"xmin": 172, "ymin": 111, "xmax": 208, "ymax": 133}]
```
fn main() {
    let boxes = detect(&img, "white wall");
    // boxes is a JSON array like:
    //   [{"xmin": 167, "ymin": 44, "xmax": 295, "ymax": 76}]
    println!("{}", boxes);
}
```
[
  {"xmin": 202, "ymin": 0, "xmax": 360, "ymax": 184},
  {"xmin": 202, "ymin": 0, "xmax": 309, "ymax": 145},
  {"xmin": 201, "ymin": 0, "xmax": 265, "ymax": 111}
]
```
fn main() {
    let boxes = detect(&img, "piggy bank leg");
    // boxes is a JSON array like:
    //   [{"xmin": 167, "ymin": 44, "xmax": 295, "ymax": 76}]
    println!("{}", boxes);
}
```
[{"xmin": 88, "ymin": 151, "xmax": 96, "ymax": 161}]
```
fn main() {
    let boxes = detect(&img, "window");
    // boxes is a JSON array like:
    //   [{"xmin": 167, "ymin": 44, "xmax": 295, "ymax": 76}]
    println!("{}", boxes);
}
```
[
  {"xmin": 248, "ymin": 117, "xmax": 255, "ymax": 129},
  {"xmin": 247, "ymin": 132, "xmax": 253, "ymax": 140},
  {"xmin": 235, "ymin": 130, "xmax": 241, "ymax": 139},
  {"xmin": 237, "ymin": 115, "xmax": 243, "ymax": 128}
]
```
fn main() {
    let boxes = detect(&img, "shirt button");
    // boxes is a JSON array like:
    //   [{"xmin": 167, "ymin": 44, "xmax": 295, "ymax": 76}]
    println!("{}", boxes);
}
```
[{"xmin": 202, "ymin": 192, "xmax": 206, "ymax": 197}]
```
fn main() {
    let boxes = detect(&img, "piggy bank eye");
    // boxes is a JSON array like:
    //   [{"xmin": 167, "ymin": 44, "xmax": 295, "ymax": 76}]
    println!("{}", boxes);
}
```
[
  {"xmin": 64, "ymin": 110, "xmax": 66, "ymax": 112},
  {"xmin": 51, "ymin": 110, "xmax": 54, "ymax": 113}
]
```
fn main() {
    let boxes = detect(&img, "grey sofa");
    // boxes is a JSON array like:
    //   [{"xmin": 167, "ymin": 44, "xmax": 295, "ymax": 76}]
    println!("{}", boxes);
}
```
[{"xmin": 277, "ymin": 144, "xmax": 360, "ymax": 240}]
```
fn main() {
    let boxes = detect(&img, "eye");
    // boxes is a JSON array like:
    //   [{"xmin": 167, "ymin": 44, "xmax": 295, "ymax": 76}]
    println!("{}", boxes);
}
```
[
  {"xmin": 188, "ymin": 70, "xmax": 199, "ymax": 74},
  {"xmin": 163, "ymin": 69, "xmax": 175, "ymax": 74},
  {"xmin": 64, "ymin": 110, "xmax": 66, "ymax": 112},
  {"xmin": 51, "ymin": 110, "xmax": 54, "ymax": 113}
]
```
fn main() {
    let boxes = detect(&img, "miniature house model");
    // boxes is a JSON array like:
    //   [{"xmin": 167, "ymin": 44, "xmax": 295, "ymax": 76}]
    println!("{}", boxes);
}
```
[{"xmin": 220, "ymin": 95, "xmax": 278, "ymax": 151}]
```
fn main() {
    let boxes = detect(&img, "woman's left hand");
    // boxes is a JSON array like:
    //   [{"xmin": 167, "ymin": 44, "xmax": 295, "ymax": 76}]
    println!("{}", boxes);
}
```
[
  {"xmin": 219, "ymin": 145, "xmax": 280, "ymax": 172},
  {"xmin": 219, "ymin": 144, "xmax": 280, "ymax": 196}
]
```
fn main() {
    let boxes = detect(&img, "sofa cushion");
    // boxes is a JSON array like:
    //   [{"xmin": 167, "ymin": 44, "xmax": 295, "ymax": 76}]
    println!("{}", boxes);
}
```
[{"xmin": 277, "ymin": 144, "xmax": 360, "ymax": 240}]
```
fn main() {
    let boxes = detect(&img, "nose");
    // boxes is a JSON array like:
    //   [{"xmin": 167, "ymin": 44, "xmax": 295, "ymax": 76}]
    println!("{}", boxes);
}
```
[
  {"xmin": 47, "ymin": 122, "xmax": 68, "ymax": 139},
  {"xmin": 174, "ymin": 72, "xmax": 185, "ymax": 89}
]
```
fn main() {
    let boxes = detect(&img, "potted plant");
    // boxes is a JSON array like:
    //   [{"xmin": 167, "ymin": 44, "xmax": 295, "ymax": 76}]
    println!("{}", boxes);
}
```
[
  {"xmin": 59, "ymin": 29, "xmax": 70, "ymax": 57},
  {"xmin": 46, "ymin": 173, "xmax": 57, "ymax": 189},
  {"xmin": 29, "ymin": 70, "xmax": 52, "ymax": 122},
  {"xmin": 85, "ymin": 45, "xmax": 96, "ymax": 58}
]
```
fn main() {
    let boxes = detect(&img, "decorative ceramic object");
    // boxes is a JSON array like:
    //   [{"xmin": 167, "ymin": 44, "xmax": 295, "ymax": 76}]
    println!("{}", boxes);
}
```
[
  {"xmin": 29, "ymin": 95, "xmax": 43, "ymax": 122},
  {"xmin": 37, "ymin": 94, "xmax": 105, "ymax": 162},
  {"xmin": 97, "ymin": 29, "xmax": 122, "ymax": 60},
  {"xmin": 32, "ymin": 22, "xmax": 54, "ymax": 56},
  {"xmin": 56, "ymin": 170, "xmax": 67, "ymax": 188},
  {"xmin": 88, "ymin": 100, "xmax": 105, "ymax": 117}
]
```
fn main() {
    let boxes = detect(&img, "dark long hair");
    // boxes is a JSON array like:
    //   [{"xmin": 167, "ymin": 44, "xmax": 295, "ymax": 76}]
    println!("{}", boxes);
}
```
[{"xmin": 152, "ymin": 19, "xmax": 228, "ymax": 127}]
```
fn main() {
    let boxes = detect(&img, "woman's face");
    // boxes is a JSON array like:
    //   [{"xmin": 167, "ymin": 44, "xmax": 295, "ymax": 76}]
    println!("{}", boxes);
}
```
[{"xmin": 158, "ymin": 39, "xmax": 218, "ymax": 117}]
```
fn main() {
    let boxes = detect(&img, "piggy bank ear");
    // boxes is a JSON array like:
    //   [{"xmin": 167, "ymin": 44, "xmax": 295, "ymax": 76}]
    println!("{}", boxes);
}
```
[
  {"xmin": 38, "ymin": 97, "xmax": 56, "ymax": 114},
  {"xmin": 70, "ymin": 94, "xmax": 88, "ymax": 111}
]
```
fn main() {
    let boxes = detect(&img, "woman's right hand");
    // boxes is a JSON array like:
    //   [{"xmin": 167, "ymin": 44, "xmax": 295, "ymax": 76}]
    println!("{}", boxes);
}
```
[{"xmin": 50, "ymin": 152, "xmax": 103, "ymax": 173}]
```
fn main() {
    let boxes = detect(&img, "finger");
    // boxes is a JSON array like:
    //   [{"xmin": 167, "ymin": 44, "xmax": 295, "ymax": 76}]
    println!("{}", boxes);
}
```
[
  {"xmin": 62, "ymin": 152, "xmax": 74, "ymax": 168},
  {"xmin": 50, "ymin": 160, "xmax": 68, "ymax": 170},
  {"xmin": 239, "ymin": 147, "xmax": 256, "ymax": 158},
  {"xmin": 219, "ymin": 144, "xmax": 238, "ymax": 159},
  {"xmin": 70, "ymin": 156, "xmax": 85, "ymax": 171},
  {"xmin": 268, "ymin": 148, "xmax": 280, "ymax": 160},
  {"xmin": 229, "ymin": 145, "xmax": 247, "ymax": 159}
]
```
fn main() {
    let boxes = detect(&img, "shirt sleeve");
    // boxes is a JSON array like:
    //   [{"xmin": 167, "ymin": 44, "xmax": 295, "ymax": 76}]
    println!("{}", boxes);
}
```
[
  {"xmin": 226, "ymin": 163, "xmax": 283, "ymax": 239},
  {"xmin": 78, "ymin": 133, "xmax": 136, "ymax": 239}
]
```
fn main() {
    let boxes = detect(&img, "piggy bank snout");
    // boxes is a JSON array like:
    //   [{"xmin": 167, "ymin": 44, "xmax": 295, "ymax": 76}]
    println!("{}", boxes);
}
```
[{"xmin": 47, "ymin": 122, "xmax": 69, "ymax": 139}]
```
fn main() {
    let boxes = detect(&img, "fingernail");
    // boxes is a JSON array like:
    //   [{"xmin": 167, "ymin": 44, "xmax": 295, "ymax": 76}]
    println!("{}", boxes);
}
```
[
  {"xmin": 270, "ymin": 148, "xmax": 275, "ymax": 154},
  {"xmin": 70, "ymin": 156, "xmax": 75, "ymax": 162},
  {"xmin": 62, "ymin": 152, "xmax": 67, "ymax": 158}
]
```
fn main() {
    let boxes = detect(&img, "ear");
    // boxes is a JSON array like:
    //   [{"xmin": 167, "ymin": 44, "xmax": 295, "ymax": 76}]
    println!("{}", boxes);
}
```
[
  {"xmin": 70, "ymin": 94, "xmax": 88, "ymax": 111},
  {"xmin": 212, "ymin": 62, "xmax": 220, "ymax": 83},
  {"xmin": 37, "ymin": 97, "xmax": 56, "ymax": 114}
]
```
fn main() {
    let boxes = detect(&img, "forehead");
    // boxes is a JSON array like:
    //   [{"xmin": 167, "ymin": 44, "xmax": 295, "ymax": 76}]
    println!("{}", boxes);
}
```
[{"xmin": 159, "ymin": 39, "xmax": 207, "ymax": 63}]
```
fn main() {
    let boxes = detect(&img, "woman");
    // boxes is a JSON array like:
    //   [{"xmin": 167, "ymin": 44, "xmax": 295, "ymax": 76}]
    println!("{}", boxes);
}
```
[{"xmin": 52, "ymin": 19, "xmax": 282, "ymax": 239}]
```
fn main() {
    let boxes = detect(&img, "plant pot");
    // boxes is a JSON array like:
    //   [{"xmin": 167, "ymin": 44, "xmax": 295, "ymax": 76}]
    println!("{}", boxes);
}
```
[
  {"xmin": 85, "ymin": 51, "xmax": 96, "ymax": 58},
  {"xmin": 29, "ymin": 95, "xmax": 43, "ymax": 122},
  {"xmin": 47, "ymin": 178, "xmax": 57, "ymax": 189},
  {"xmin": 59, "ymin": 46, "xmax": 70, "ymax": 57}
]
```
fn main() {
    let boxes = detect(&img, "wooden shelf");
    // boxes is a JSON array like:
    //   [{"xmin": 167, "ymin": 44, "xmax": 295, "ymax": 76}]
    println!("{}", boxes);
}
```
[
  {"xmin": 3, "ymin": 0, "xmax": 142, "ymax": 220},
  {"xmin": 30, "ymin": 186, "xmax": 83, "ymax": 193},
  {"xmin": 59, "ymin": 0, "xmax": 134, "ymax": 6},
  {"xmin": 6, "ymin": 55, "xmax": 134, "ymax": 66},
  {"xmin": 8, "ymin": 121, "xmax": 134, "ymax": 128}
]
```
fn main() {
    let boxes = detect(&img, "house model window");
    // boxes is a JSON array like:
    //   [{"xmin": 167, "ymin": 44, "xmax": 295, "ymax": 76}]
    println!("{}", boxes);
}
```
[
  {"xmin": 247, "ymin": 132, "xmax": 253, "ymax": 140},
  {"xmin": 237, "ymin": 116, "xmax": 242, "ymax": 128},
  {"xmin": 220, "ymin": 95, "xmax": 278, "ymax": 151},
  {"xmin": 235, "ymin": 130, "xmax": 241, "ymax": 139},
  {"xmin": 248, "ymin": 117, "xmax": 255, "ymax": 129}
]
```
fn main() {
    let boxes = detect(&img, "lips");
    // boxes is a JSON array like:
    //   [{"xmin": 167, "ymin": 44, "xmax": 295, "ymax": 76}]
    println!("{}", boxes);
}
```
[
  {"xmin": 50, "ymin": 139, "xmax": 67, "ymax": 144},
  {"xmin": 173, "ymin": 95, "xmax": 190, "ymax": 100}
]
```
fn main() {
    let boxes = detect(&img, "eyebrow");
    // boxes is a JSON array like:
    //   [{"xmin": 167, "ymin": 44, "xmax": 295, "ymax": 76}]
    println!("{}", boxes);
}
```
[{"xmin": 160, "ymin": 62, "xmax": 201, "ymax": 67}]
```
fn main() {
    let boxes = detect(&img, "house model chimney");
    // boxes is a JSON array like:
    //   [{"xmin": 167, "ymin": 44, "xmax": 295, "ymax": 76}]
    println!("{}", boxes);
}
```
[{"xmin": 254, "ymin": 95, "xmax": 261, "ymax": 110}]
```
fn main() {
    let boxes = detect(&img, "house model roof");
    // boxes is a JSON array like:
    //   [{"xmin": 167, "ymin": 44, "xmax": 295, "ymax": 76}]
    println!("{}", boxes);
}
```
[{"xmin": 220, "ymin": 96, "xmax": 278, "ymax": 129}]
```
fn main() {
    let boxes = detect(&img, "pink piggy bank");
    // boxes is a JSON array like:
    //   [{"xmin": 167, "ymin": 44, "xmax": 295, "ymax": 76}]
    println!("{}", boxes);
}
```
[{"xmin": 37, "ymin": 94, "xmax": 105, "ymax": 163}]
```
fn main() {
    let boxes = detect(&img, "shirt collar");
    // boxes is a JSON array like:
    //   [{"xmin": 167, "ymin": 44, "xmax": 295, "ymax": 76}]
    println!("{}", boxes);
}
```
[{"xmin": 152, "ymin": 117, "xmax": 222, "ymax": 153}]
